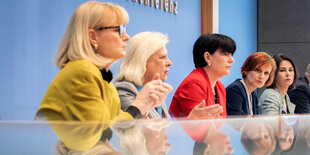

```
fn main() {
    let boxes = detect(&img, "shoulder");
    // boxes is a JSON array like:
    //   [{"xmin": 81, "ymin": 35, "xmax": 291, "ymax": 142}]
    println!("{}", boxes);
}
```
[
  {"xmin": 65, "ymin": 59, "xmax": 99, "ymax": 72},
  {"xmin": 296, "ymin": 76, "xmax": 310, "ymax": 89},
  {"xmin": 114, "ymin": 80, "xmax": 135, "ymax": 89},
  {"xmin": 114, "ymin": 80, "xmax": 139, "ymax": 94},
  {"xmin": 226, "ymin": 79, "xmax": 243, "ymax": 91},
  {"xmin": 226, "ymin": 79, "xmax": 246, "ymax": 98},
  {"xmin": 62, "ymin": 59, "xmax": 102, "ymax": 80},
  {"xmin": 52, "ymin": 60, "xmax": 103, "ymax": 88},
  {"xmin": 180, "ymin": 68, "xmax": 209, "ymax": 87},
  {"xmin": 261, "ymin": 88, "xmax": 278, "ymax": 96},
  {"xmin": 262, "ymin": 88, "xmax": 278, "ymax": 94},
  {"xmin": 185, "ymin": 69, "xmax": 205, "ymax": 81},
  {"xmin": 260, "ymin": 88, "xmax": 281, "ymax": 101}
]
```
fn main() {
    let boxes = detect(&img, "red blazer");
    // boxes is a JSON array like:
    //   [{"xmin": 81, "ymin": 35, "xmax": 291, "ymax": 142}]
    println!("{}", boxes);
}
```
[{"xmin": 169, "ymin": 67, "xmax": 227, "ymax": 118}]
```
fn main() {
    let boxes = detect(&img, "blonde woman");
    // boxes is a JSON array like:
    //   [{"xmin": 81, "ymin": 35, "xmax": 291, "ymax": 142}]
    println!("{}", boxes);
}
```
[{"xmin": 35, "ymin": 2, "xmax": 171, "ymax": 126}]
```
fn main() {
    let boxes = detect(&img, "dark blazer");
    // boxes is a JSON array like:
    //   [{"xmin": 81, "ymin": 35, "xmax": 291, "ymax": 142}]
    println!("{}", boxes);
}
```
[
  {"xmin": 226, "ymin": 79, "xmax": 259, "ymax": 115},
  {"xmin": 288, "ymin": 76, "xmax": 310, "ymax": 113}
]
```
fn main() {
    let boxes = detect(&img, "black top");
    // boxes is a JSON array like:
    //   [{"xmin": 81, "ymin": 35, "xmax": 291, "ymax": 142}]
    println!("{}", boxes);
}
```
[{"xmin": 100, "ymin": 69, "xmax": 113, "ymax": 83}]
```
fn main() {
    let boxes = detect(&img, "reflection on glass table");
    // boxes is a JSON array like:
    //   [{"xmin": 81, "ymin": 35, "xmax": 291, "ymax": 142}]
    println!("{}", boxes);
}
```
[{"xmin": 2, "ymin": 115, "xmax": 310, "ymax": 154}]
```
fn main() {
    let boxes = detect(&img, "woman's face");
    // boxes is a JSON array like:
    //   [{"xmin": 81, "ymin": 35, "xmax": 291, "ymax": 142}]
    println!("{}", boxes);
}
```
[
  {"xmin": 277, "ymin": 125, "xmax": 294, "ymax": 151},
  {"xmin": 94, "ymin": 17, "xmax": 130, "ymax": 60},
  {"xmin": 245, "ymin": 64, "xmax": 272, "ymax": 89},
  {"xmin": 276, "ymin": 60, "xmax": 294, "ymax": 89},
  {"xmin": 206, "ymin": 130, "xmax": 234, "ymax": 155},
  {"xmin": 143, "ymin": 127, "xmax": 171, "ymax": 155},
  {"xmin": 247, "ymin": 123, "xmax": 273, "ymax": 147},
  {"xmin": 143, "ymin": 47, "xmax": 172, "ymax": 84},
  {"xmin": 208, "ymin": 49, "xmax": 234, "ymax": 78}
]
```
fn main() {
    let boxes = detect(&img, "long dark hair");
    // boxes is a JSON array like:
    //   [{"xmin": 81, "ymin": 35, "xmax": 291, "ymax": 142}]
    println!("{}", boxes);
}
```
[{"xmin": 268, "ymin": 53, "xmax": 298, "ymax": 90}]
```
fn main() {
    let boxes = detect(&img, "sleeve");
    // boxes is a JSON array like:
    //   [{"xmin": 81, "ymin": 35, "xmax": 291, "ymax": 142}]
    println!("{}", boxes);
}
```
[
  {"xmin": 174, "ymin": 79, "xmax": 208, "ymax": 117},
  {"xmin": 288, "ymin": 87, "xmax": 310, "ymax": 113},
  {"xmin": 115, "ymin": 83, "xmax": 137, "ymax": 111},
  {"xmin": 259, "ymin": 91, "xmax": 281, "ymax": 115},
  {"xmin": 226, "ymin": 86, "xmax": 245, "ymax": 115}
]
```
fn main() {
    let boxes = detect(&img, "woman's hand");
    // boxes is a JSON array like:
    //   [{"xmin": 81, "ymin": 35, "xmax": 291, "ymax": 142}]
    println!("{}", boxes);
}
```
[
  {"xmin": 187, "ymin": 100, "xmax": 223, "ymax": 119},
  {"xmin": 131, "ymin": 74, "xmax": 172, "ymax": 116}
]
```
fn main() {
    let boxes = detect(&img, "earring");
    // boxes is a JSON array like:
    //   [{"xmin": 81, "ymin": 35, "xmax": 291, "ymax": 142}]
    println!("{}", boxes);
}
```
[
  {"xmin": 208, "ymin": 62, "xmax": 211, "ymax": 66},
  {"xmin": 93, "ymin": 44, "xmax": 98, "ymax": 50}
]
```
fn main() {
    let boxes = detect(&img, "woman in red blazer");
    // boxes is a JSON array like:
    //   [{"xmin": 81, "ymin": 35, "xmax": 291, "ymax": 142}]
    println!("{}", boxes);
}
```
[{"xmin": 169, "ymin": 33, "xmax": 236, "ymax": 118}]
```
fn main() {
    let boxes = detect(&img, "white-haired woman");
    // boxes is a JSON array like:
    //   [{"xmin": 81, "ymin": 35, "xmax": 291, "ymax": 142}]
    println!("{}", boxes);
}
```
[{"xmin": 115, "ymin": 32, "xmax": 223, "ymax": 119}]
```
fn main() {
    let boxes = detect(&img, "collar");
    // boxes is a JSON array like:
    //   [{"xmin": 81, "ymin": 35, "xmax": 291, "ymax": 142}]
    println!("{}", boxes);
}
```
[
  {"xmin": 100, "ymin": 69, "xmax": 113, "ymax": 83},
  {"xmin": 134, "ymin": 84, "xmax": 143, "ymax": 92},
  {"xmin": 240, "ymin": 79, "xmax": 250, "ymax": 95}
]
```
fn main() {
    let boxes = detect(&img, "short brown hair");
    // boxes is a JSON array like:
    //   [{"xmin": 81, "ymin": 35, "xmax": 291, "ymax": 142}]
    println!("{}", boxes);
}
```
[{"xmin": 241, "ymin": 52, "xmax": 276, "ymax": 87}]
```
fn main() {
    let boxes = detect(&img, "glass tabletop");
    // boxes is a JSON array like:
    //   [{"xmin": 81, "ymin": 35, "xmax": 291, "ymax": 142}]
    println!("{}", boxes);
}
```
[{"xmin": 1, "ymin": 115, "xmax": 309, "ymax": 155}]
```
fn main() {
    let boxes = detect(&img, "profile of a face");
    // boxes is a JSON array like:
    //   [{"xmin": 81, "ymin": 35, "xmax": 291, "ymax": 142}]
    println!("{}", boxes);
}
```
[
  {"xmin": 204, "ymin": 132, "xmax": 234, "ymax": 155},
  {"xmin": 247, "ymin": 123, "xmax": 273, "ymax": 147},
  {"xmin": 277, "ymin": 124, "xmax": 295, "ymax": 151},
  {"xmin": 241, "ymin": 122, "xmax": 276, "ymax": 155},
  {"xmin": 203, "ymin": 123, "xmax": 234, "ymax": 155},
  {"xmin": 143, "ymin": 126, "xmax": 171, "ymax": 155},
  {"xmin": 206, "ymin": 49, "xmax": 234, "ymax": 78},
  {"xmin": 144, "ymin": 47, "xmax": 172, "ymax": 83}
]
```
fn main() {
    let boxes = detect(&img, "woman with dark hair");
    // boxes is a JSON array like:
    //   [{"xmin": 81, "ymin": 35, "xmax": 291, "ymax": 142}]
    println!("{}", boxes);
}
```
[
  {"xmin": 226, "ymin": 52, "xmax": 276, "ymax": 116},
  {"xmin": 273, "ymin": 116, "xmax": 298, "ymax": 155},
  {"xmin": 169, "ymin": 33, "xmax": 236, "ymax": 118},
  {"xmin": 258, "ymin": 53, "xmax": 298, "ymax": 115}
]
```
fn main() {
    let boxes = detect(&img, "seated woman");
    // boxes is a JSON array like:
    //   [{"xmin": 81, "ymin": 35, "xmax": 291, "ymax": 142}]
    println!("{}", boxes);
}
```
[
  {"xmin": 35, "ymin": 2, "xmax": 172, "ymax": 151},
  {"xmin": 35, "ymin": 2, "xmax": 171, "ymax": 123},
  {"xmin": 226, "ymin": 52, "xmax": 276, "ymax": 116},
  {"xmin": 258, "ymin": 54, "xmax": 298, "ymax": 115},
  {"xmin": 169, "ymin": 33, "xmax": 236, "ymax": 118},
  {"xmin": 115, "ymin": 32, "xmax": 223, "ymax": 119},
  {"xmin": 114, "ymin": 32, "xmax": 172, "ymax": 119}
]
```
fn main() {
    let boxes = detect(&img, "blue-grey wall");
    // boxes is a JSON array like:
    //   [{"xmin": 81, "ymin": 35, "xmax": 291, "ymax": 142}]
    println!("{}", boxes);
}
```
[
  {"xmin": 258, "ymin": 0, "xmax": 310, "ymax": 75},
  {"xmin": 219, "ymin": 0, "xmax": 258, "ymax": 86},
  {"xmin": 0, "ymin": 0, "xmax": 257, "ymax": 120},
  {"xmin": 219, "ymin": 1, "xmax": 257, "ymax": 155}
]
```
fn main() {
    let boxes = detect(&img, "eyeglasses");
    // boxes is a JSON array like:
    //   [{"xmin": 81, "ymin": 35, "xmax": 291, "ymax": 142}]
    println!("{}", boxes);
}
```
[{"xmin": 96, "ymin": 25, "xmax": 126, "ymax": 37}]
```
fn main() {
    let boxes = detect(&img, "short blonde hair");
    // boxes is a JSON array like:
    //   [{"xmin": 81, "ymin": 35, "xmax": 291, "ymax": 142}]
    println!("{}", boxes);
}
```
[
  {"xmin": 55, "ymin": 1, "xmax": 129, "ymax": 69},
  {"xmin": 114, "ymin": 32, "xmax": 169, "ymax": 85}
]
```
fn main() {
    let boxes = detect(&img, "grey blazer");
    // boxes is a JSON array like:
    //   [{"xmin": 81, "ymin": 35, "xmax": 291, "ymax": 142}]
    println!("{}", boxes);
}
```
[
  {"xmin": 258, "ymin": 88, "xmax": 295, "ymax": 115},
  {"xmin": 114, "ymin": 80, "xmax": 170, "ymax": 119}
]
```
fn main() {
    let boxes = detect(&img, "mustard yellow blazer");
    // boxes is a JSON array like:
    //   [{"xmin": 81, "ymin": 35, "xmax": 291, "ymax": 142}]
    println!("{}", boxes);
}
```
[{"xmin": 36, "ymin": 59, "xmax": 132, "ymax": 122}]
